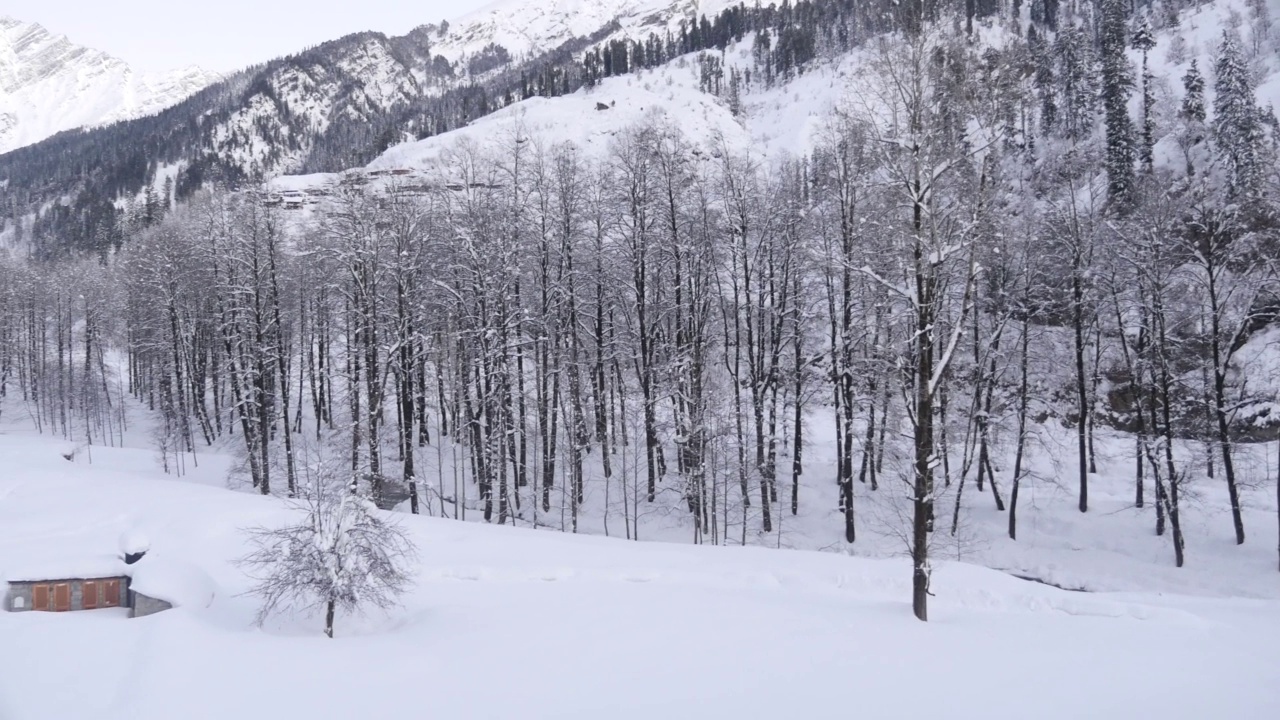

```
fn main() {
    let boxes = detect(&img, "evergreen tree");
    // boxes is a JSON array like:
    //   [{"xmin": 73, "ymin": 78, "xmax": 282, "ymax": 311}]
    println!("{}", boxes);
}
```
[
  {"xmin": 1214, "ymin": 32, "xmax": 1266, "ymax": 199},
  {"xmin": 728, "ymin": 67, "xmax": 744, "ymax": 116},
  {"xmin": 141, "ymin": 185, "xmax": 161, "ymax": 228},
  {"xmin": 1182, "ymin": 59, "xmax": 1206, "ymax": 123},
  {"xmin": 1100, "ymin": 0, "xmax": 1136, "ymax": 205},
  {"xmin": 1053, "ymin": 26, "xmax": 1097, "ymax": 142},
  {"xmin": 1132, "ymin": 17, "xmax": 1157, "ymax": 174},
  {"xmin": 1181, "ymin": 59, "xmax": 1208, "ymax": 176},
  {"xmin": 1031, "ymin": 30, "xmax": 1057, "ymax": 137}
]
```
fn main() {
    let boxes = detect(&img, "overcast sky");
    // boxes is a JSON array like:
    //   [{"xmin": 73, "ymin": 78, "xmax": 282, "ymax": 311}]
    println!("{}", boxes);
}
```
[{"xmin": 6, "ymin": 0, "xmax": 496, "ymax": 73}]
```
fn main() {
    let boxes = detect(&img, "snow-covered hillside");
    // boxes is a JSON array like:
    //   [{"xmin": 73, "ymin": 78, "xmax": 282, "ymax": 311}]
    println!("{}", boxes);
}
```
[
  {"xmin": 371, "ymin": 64, "xmax": 753, "ymax": 168},
  {"xmin": 0, "ymin": 17, "xmax": 218, "ymax": 154},
  {"xmin": 332, "ymin": 0, "xmax": 1280, "ymax": 179},
  {"xmin": 430, "ymin": 0, "xmax": 734, "ymax": 63},
  {"xmin": 272, "ymin": 38, "xmax": 855, "ymax": 197},
  {"xmin": 0, "ymin": 429, "xmax": 1277, "ymax": 720}
]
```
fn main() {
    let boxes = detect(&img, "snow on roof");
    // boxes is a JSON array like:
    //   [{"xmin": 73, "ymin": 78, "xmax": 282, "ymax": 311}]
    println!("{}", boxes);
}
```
[
  {"xmin": 127, "ymin": 554, "xmax": 215, "ymax": 609},
  {"xmin": 269, "ymin": 173, "xmax": 338, "ymax": 193},
  {"xmin": 3, "ymin": 549, "xmax": 216, "ymax": 609},
  {"xmin": 3, "ymin": 553, "xmax": 128, "ymax": 583},
  {"xmin": 119, "ymin": 530, "xmax": 151, "ymax": 556}
]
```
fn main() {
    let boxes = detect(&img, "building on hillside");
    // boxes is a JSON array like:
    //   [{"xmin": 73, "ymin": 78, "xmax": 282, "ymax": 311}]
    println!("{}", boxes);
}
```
[
  {"xmin": 2, "ymin": 537, "xmax": 207, "ymax": 618},
  {"xmin": 4, "ymin": 555, "xmax": 131, "ymax": 613}
]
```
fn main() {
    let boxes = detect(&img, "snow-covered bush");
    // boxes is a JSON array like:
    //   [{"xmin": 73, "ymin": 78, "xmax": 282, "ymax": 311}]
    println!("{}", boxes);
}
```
[{"xmin": 240, "ymin": 466, "xmax": 416, "ymax": 638}]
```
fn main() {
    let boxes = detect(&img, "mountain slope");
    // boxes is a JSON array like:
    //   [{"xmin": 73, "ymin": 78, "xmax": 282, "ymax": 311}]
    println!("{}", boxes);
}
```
[
  {"xmin": 429, "ymin": 0, "xmax": 723, "ymax": 60},
  {"xmin": 0, "ymin": 17, "xmax": 218, "ymax": 153},
  {"xmin": 2, "ymin": 0, "xmax": 809, "ymax": 254}
]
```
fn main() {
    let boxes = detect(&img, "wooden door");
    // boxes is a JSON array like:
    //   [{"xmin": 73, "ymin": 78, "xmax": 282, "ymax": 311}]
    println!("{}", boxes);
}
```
[
  {"xmin": 102, "ymin": 579, "xmax": 120, "ymax": 608},
  {"xmin": 82, "ymin": 581, "xmax": 98, "ymax": 609},
  {"xmin": 52, "ymin": 583, "xmax": 70, "ymax": 612},
  {"xmin": 32, "ymin": 584, "xmax": 49, "ymax": 611}
]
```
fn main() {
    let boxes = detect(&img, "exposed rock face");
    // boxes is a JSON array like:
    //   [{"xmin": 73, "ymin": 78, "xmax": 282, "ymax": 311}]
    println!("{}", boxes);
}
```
[{"xmin": 0, "ymin": 17, "xmax": 218, "ymax": 153}]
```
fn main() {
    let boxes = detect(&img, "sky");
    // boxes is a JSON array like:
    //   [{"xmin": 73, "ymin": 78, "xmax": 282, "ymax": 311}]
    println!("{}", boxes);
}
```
[{"xmin": 4, "ymin": 0, "xmax": 498, "ymax": 73}]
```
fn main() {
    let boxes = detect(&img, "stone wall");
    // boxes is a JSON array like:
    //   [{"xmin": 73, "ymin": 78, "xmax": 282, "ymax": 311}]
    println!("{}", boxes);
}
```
[
  {"xmin": 5, "ymin": 582, "xmax": 34, "ymax": 611},
  {"xmin": 130, "ymin": 591, "xmax": 172, "ymax": 618}
]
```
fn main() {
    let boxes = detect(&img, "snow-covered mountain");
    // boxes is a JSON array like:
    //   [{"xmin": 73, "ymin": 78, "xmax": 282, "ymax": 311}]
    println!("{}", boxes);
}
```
[
  {"xmin": 429, "ymin": 0, "xmax": 723, "ymax": 61},
  {"xmin": 0, "ymin": 0, "xmax": 730, "ymax": 244},
  {"xmin": 12, "ymin": 0, "xmax": 1280, "ymax": 259},
  {"xmin": 0, "ymin": 17, "xmax": 218, "ymax": 153}
]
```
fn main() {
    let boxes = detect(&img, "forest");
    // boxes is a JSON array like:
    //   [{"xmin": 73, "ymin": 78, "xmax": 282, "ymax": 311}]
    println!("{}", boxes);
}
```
[{"xmin": 2, "ymin": 1, "xmax": 1279, "ymax": 622}]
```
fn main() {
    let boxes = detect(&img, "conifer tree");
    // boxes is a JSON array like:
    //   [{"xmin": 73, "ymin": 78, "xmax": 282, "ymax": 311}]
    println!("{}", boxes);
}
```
[
  {"xmin": 1183, "ymin": 60, "xmax": 1207, "ymax": 124},
  {"xmin": 1053, "ymin": 26, "xmax": 1097, "ymax": 142},
  {"xmin": 1100, "ymin": 0, "xmax": 1136, "ymax": 205},
  {"xmin": 1214, "ymin": 32, "xmax": 1266, "ymax": 199},
  {"xmin": 1178, "ymin": 59, "xmax": 1208, "ymax": 176},
  {"xmin": 1132, "ymin": 17, "xmax": 1157, "ymax": 174},
  {"xmin": 1031, "ymin": 30, "xmax": 1057, "ymax": 138}
]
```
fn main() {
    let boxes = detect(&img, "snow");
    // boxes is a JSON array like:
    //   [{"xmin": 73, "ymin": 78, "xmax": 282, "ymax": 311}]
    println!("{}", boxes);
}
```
[
  {"xmin": 1, "ymin": 422, "xmax": 1278, "ymax": 719},
  {"xmin": 371, "ymin": 66, "xmax": 752, "ymax": 172},
  {"xmin": 1229, "ymin": 323, "xmax": 1280, "ymax": 428},
  {"xmin": 128, "ymin": 555, "xmax": 215, "ymax": 609},
  {"xmin": 0, "ymin": 17, "xmax": 218, "ymax": 153},
  {"xmin": 345, "ymin": 45, "xmax": 855, "ymax": 185},
  {"xmin": 119, "ymin": 530, "xmax": 151, "ymax": 556},
  {"xmin": 269, "ymin": 172, "xmax": 340, "ymax": 193},
  {"xmin": 3, "ymin": 553, "xmax": 127, "ymax": 583},
  {"xmin": 431, "ymin": 0, "xmax": 741, "ymax": 65}
]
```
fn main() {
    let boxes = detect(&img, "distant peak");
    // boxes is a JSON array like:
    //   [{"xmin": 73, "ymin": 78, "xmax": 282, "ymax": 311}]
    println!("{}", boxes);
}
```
[{"xmin": 0, "ymin": 16, "xmax": 218, "ymax": 152}]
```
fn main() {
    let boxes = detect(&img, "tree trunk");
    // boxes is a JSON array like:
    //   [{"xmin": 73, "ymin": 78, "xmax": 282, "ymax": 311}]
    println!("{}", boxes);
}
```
[
  {"xmin": 1072, "ymin": 255, "xmax": 1089, "ymax": 513},
  {"xmin": 1206, "ymin": 269, "xmax": 1245, "ymax": 545},
  {"xmin": 1009, "ymin": 310, "xmax": 1030, "ymax": 540}
]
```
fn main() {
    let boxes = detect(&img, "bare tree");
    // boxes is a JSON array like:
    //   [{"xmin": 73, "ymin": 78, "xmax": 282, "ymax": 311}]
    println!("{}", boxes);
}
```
[
  {"xmin": 241, "ymin": 457, "xmax": 417, "ymax": 638},
  {"xmin": 852, "ymin": 29, "xmax": 987, "ymax": 621}
]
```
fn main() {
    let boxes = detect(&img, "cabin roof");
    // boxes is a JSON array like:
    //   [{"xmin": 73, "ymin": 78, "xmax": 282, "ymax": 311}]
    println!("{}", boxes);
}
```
[
  {"xmin": 127, "ymin": 554, "xmax": 215, "ymax": 608},
  {"xmin": 4, "ymin": 553, "xmax": 128, "ymax": 583}
]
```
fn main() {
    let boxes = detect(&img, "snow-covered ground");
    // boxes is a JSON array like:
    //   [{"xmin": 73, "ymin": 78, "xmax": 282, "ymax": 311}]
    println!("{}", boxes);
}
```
[
  {"xmin": 2, "ymin": 406, "xmax": 1279, "ymax": 719},
  {"xmin": 370, "ymin": 35, "xmax": 866, "ymax": 170}
]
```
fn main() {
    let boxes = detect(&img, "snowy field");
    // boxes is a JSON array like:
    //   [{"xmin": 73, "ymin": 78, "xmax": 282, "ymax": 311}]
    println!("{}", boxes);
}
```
[{"xmin": 1, "ymin": 421, "xmax": 1279, "ymax": 719}]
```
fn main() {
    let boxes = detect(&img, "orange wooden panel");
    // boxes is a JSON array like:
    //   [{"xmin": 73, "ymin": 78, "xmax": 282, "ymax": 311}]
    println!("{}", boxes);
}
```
[
  {"xmin": 32, "ymin": 584, "xmax": 49, "ymax": 611},
  {"xmin": 103, "ymin": 579, "xmax": 120, "ymax": 608},
  {"xmin": 82, "ymin": 581, "xmax": 98, "ymax": 609},
  {"xmin": 53, "ymin": 583, "xmax": 70, "ymax": 612}
]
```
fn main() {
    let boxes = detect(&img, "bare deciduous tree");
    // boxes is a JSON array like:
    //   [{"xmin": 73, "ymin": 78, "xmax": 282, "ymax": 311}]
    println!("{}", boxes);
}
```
[{"xmin": 241, "ymin": 458, "xmax": 417, "ymax": 638}]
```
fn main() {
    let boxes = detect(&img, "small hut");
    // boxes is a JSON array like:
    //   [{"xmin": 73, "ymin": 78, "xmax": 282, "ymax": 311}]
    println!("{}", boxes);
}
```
[
  {"xmin": 3, "ymin": 555, "xmax": 130, "ymax": 613},
  {"xmin": 3, "ymin": 533, "xmax": 214, "ymax": 618}
]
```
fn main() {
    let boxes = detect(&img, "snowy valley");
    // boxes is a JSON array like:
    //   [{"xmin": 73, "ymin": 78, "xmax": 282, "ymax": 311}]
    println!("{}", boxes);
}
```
[{"xmin": 3, "ymin": 0, "xmax": 1280, "ymax": 717}]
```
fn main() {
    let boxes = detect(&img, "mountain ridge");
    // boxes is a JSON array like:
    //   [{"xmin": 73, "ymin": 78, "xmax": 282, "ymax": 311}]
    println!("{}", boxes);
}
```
[
  {"xmin": 0, "ymin": 0, "xmax": 745, "ymax": 255},
  {"xmin": 0, "ymin": 16, "xmax": 219, "ymax": 153}
]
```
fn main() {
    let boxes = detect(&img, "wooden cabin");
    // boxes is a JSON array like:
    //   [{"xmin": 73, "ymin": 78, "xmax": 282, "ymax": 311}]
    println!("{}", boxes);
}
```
[
  {"xmin": 3, "ymin": 549, "xmax": 185, "ymax": 618},
  {"xmin": 5, "ymin": 556, "xmax": 129, "ymax": 613}
]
